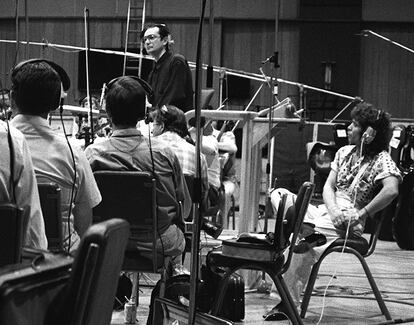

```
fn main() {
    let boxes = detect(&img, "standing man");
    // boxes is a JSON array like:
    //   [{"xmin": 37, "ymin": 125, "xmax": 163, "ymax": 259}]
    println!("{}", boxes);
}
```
[{"xmin": 141, "ymin": 23, "xmax": 194, "ymax": 112}]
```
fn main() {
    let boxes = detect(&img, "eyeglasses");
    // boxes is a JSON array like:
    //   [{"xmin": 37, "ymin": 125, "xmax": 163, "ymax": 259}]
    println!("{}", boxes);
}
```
[{"xmin": 143, "ymin": 34, "xmax": 160, "ymax": 42}]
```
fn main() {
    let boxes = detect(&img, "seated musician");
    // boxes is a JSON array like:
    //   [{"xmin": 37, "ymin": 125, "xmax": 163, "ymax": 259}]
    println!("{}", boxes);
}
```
[
  {"xmin": 151, "ymin": 105, "xmax": 222, "ymax": 238},
  {"xmin": 151, "ymin": 105, "xmax": 209, "ymax": 207},
  {"xmin": 84, "ymin": 77, "xmax": 191, "ymax": 275},
  {"xmin": 10, "ymin": 59, "xmax": 102, "ymax": 253},
  {"xmin": 211, "ymin": 119, "xmax": 239, "ymax": 227},
  {"xmin": 266, "ymin": 103, "xmax": 402, "ymax": 320},
  {"xmin": 0, "ymin": 120, "xmax": 47, "ymax": 249}
]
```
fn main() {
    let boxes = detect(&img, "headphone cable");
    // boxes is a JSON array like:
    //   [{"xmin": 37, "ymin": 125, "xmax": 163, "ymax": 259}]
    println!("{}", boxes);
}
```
[
  {"xmin": 317, "ymin": 142, "xmax": 366, "ymax": 324},
  {"xmin": 5, "ymin": 118, "xmax": 16, "ymax": 204},
  {"xmin": 147, "ymin": 124, "xmax": 166, "ymax": 271},
  {"xmin": 59, "ymin": 104, "xmax": 76, "ymax": 254}
]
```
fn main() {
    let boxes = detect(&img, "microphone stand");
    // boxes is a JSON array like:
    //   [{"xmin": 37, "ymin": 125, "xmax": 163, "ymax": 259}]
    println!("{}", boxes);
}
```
[
  {"xmin": 362, "ymin": 30, "xmax": 414, "ymax": 55},
  {"xmin": 257, "ymin": 52, "xmax": 280, "ymax": 294},
  {"xmin": 188, "ymin": 0, "xmax": 207, "ymax": 324},
  {"xmin": 84, "ymin": 7, "xmax": 94, "ymax": 147}
]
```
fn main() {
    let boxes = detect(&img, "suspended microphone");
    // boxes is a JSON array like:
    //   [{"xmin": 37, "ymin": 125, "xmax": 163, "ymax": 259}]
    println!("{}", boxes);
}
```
[
  {"xmin": 262, "ymin": 56, "xmax": 273, "ymax": 64},
  {"xmin": 355, "ymin": 30, "xmax": 370, "ymax": 37}
]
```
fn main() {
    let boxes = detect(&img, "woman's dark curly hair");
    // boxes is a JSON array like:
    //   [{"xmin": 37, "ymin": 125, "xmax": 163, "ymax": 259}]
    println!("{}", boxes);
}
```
[
  {"xmin": 350, "ymin": 102, "xmax": 392, "ymax": 158},
  {"xmin": 151, "ymin": 105, "xmax": 189, "ymax": 138}
]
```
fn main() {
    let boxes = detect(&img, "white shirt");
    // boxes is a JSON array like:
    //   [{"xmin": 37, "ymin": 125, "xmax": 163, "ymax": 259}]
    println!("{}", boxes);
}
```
[
  {"xmin": 0, "ymin": 121, "xmax": 47, "ymax": 249},
  {"xmin": 12, "ymin": 115, "xmax": 101, "ymax": 252}
]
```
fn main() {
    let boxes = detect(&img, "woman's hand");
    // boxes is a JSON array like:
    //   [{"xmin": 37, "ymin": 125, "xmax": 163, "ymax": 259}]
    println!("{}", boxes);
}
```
[{"xmin": 329, "ymin": 205, "xmax": 346, "ymax": 229}]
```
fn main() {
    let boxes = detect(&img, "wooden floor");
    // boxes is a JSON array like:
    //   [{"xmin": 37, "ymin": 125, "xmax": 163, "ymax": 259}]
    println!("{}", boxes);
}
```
[{"xmin": 111, "ymin": 234, "xmax": 414, "ymax": 325}]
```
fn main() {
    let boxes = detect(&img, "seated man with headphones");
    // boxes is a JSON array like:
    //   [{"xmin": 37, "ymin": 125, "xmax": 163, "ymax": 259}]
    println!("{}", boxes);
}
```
[
  {"xmin": 10, "ymin": 59, "xmax": 102, "ymax": 253},
  {"xmin": 0, "ymin": 120, "xmax": 47, "ymax": 249},
  {"xmin": 265, "ymin": 102, "xmax": 402, "ymax": 320},
  {"xmin": 84, "ymin": 76, "xmax": 191, "ymax": 275}
]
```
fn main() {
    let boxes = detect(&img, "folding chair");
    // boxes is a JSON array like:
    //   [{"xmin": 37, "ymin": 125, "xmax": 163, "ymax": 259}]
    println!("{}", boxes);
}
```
[
  {"xmin": 92, "ymin": 171, "xmax": 169, "ymax": 319},
  {"xmin": 207, "ymin": 182, "xmax": 314, "ymax": 325},
  {"xmin": 55, "ymin": 218, "xmax": 129, "ymax": 325},
  {"xmin": 300, "ymin": 210, "xmax": 392, "ymax": 321}
]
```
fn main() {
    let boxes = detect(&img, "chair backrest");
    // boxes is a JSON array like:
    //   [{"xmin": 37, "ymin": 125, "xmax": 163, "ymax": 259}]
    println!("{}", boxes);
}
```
[
  {"xmin": 37, "ymin": 183, "xmax": 63, "ymax": 252},
  {"xmin": 0, "ymin": 203, "xmax": 24, "ymax": 267},
  {"xmin": 200, "ymin": 88, "xmax": 215, "ymax": 110},
  {"xmin": 60, "ymin": 218, "xmax": 129, "ymax": 325},
  {"xmin": 282, "ymin": 182, "xmax": 314, "ymax": 273},
  {"xmin": 184, "ymin": 174, "xmax": 208, "ymax": 216},
  {"xmin": 273, "ymin": 193, "xmax": 288, "ymax": 250},
  {"xmin": 92, "ymin": 171, "xmax": 158, "ymax": 269},
  {"xmin": 365, "ymin": 209, "xmax": 387, "ymax": 257}
]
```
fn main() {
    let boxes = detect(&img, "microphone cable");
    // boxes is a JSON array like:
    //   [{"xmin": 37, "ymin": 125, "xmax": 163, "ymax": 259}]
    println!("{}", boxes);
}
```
[{"xmin": 59, "ymin": 102, "xmax": 77, "ymax": 254}]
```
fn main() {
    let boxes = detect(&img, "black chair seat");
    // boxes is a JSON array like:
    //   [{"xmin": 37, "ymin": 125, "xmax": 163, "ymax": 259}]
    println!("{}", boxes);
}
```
[
  {"xmin": 329, "ymin": 237, "xmax": 369, "ymax": 255},
  {"xmin": 207, "ymin": 250, "xmax": 285, "ymax": 271}
]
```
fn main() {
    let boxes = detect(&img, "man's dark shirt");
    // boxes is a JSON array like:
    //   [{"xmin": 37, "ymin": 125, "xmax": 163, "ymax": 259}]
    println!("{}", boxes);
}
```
[{"xmin": 147, "ymin": 50, "xmax": 193, "ymax": 112}]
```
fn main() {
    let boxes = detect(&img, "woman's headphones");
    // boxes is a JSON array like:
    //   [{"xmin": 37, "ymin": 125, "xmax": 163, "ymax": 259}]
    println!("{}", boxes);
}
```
[
  {"xmin": 11, "ymin": 58, "xmax": 71, "ymax": 111},
  {"xmin": 362, "ymin": 109, "xmax": 381, "ymax": 144}
]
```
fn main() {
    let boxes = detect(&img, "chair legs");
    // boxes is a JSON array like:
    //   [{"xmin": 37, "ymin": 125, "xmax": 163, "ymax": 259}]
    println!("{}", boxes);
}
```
[
  {"xmin": 355, "ymin": 253, "xmax": 392, "ymax": 320},
  {"xmin": 226, "ymin": 194, "xmax": 236, "ymax": 230},
  {"xmin": 272, "ymin": 273, "xmax": 304, "ymax": 325},
  {"xmin": 300, "ymin": 257, "xmax": 323, "ymax": 318},
  {"xmin": 124, "ymin": 272, "xmax": 139, "ymax": 324},
  {"xmin": 300, "ymin": 250, "xmax": 392, "ymax": 321}
]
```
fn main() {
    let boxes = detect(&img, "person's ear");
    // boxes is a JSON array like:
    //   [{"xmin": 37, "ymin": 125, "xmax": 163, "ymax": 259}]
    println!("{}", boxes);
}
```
[{"xmin": 161, "ymin": 37, "xmax": 169, "ymax": 47}]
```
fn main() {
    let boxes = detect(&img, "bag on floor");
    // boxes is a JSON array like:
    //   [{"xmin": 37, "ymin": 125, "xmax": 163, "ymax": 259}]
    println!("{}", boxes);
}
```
[{"xmin": 0, "ymin": 249, "xmax": 72, "ymax": 325}]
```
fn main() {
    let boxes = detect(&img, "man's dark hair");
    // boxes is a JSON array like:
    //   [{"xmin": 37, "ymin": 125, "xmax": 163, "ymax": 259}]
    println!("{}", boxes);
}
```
[
  {"xmin": 152, "ymin": 105, "xmax": 189, "ymax": 138},
  {"xmin": 11, "ymin": 61, "xmax": 61, "ymax": 114},
  {"xmin": 351, "ymin": 102, "xmax": 392, "ymax": 157},
  {"xmin": 105, "ymin": 76, "xmax": 146, "ymax": 127},
  {"xmin": 140, "ymin": 23, "xmax": 171, "ymax": 50}
]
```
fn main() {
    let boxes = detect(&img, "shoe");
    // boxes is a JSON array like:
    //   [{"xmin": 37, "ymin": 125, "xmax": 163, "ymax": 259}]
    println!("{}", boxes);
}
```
[
  {"xmin": 202, "ymin": 219, "xmax": 223, "ymax": 239},
  {"xmin": 263, "ymin": 302, "xmax": 289, "ymax": 321},
  {"xmin": 293, "ymin": 232, "xmax": 327, "ymax": 254}
]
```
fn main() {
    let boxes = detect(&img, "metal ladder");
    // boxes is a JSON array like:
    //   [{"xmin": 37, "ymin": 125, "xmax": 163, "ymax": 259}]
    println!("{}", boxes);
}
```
[{"xmin": 123, "ymin": 0, "xmax": 146, "ymax": 77}]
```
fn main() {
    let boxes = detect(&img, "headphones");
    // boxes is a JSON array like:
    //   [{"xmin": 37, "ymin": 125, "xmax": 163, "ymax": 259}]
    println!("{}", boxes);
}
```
[
  {"xmin": 11, "ymin": 58, "xmax": 71, "ymax": 111},
  {"xmin": 362, "ymin": 109, "xmax": 381, "ymax": 145},
  {"xmin": 105, "ymin": 75, "xmax": 154, "ymax": 124}
]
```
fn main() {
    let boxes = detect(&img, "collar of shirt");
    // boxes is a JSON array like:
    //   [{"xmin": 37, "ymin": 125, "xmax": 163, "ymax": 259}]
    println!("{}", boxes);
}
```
[
  {"xmin": 11, "ymin": 114, "xmax": 51, "ymax": 134},
  {"xmin": 154, "ymin": 50, "xmax": 172, "ymax": 70},
  {"xmin": 111, "ymin": 128, "xmax": 143, "ymax": 138}
]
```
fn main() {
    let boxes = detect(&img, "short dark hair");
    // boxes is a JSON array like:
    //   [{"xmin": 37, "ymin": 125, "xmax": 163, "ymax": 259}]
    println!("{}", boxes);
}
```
[
  {"xmin": 350, "ymin": 102, "xmax": 392, "ymax": 157},
  {"xmin": 152, "ymin": 105, "xmax": 189, "ymax": 138},
  {"xmin": 105, "ymin": 76, "xmax": 146, "ymax": 127},
  {"xmin": 11, "ymin": 61, "xmax": 61, "ymax": 114},
  {"xmin": 140, "ymin": 23, "xmax": 171, "ymax": 50}
]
